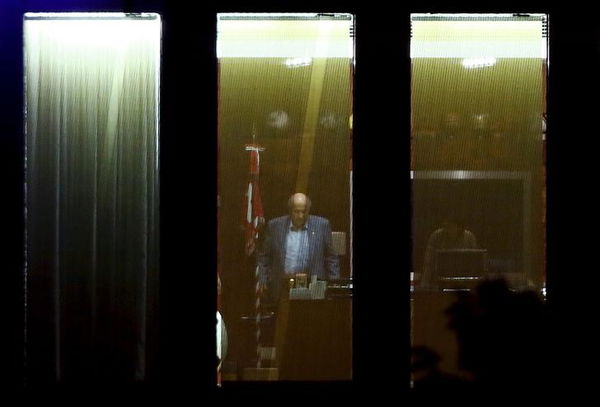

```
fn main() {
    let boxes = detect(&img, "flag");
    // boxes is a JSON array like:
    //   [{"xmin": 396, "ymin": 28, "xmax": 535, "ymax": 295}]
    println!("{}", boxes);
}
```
[
  {"xmin": 242, "ymin": 144, "xmax": 266, "ymax": 368},
  {"xmin": 243, "ymin": 144, "xmax": 265, "ymax": 256}
]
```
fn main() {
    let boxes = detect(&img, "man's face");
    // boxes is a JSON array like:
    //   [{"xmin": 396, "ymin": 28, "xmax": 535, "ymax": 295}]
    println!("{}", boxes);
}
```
[{"xmin": 291, "ymin": 201, "xmax": 309, "ymax": 228}]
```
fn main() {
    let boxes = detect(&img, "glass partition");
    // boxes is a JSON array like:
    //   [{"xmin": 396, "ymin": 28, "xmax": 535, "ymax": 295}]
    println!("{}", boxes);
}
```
[
  {"xmin": 410, "ymin": 14, "xmax": 548, "ymax": 384},
  {"xmin": 217, "ymin": 13, "xmax": 354, "ymax": 382}
]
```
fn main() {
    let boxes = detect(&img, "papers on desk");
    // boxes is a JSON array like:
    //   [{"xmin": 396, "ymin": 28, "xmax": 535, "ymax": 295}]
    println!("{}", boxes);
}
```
[
  {"xmin": 309, "ymin": 280, "xmax": 326, "ymax": 299},
  {"xmin": 289, "ymin": 287, "xmax": 312, "ymax": 300},
  {"xmin": 289, "ymin": 278, "xmax": 327, "ymax": 300}
]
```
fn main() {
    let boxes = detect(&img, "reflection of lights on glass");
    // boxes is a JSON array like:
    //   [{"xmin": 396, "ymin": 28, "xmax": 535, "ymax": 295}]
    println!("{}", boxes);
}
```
[
  {"xmin": 472, "ymin": 113, "xmax": 489, "ymax": 129},
  {"xmin": 454, "ymin": 171, "xmax": 469, "ymax": 179},
  {"xmin": 348, "ymin": 114, "xmax": 353, "ymax": 130},
  {"xmin": 541, "ymin": 115, "xmax": 547, "ymax": 140},
  {"xmin": 319, "ymin": 112, "xmax": 338, "ymax": 129},
  {"xmin": 462, "ymin": 57, "xmax": 497, "ymax": 69},
  {"xmin": 267, "ymin": 110, "xmax": 289, "ymax": 129},
  {"xmin": 284, "ymin": 57, "xmax": 312, "ymax": 68},
  {"xmin": 541, "ymin": 283, "xmax": 546, "ymax": 299}
]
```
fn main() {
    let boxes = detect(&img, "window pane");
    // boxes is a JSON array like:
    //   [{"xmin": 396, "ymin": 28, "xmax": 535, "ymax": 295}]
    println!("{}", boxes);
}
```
[
  {"xmin": 410, "ymin": 14, "xmax": 547, "ymax": 383},
  {"xmin": 217, "ymin": 13, "xmax": 354, "ymax": 382},
  {"xmin": 24, "ymin": 13, "xmax": 161, "ymax": 382}
]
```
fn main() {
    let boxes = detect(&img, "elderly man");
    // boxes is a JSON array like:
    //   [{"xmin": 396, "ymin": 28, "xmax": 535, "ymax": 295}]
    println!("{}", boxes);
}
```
[{"xmin": 257, "ymin": 193, "xmax": 340, "ymax": 305}]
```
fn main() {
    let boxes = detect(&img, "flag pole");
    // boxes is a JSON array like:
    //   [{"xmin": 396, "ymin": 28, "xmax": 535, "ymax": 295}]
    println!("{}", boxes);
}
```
[{"xmin": 244, "ymin": 123, "xmax": 265, "ymax": 369}]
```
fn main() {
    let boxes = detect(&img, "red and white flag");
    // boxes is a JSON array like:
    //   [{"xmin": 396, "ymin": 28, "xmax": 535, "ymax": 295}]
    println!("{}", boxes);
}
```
[
  {"xmin": 243, "ymin": 144, "xmax": 265, "ymax": 256},
  {"xmin": 243, "ymin": 143, "xmax": 266, "ymax": 367}
]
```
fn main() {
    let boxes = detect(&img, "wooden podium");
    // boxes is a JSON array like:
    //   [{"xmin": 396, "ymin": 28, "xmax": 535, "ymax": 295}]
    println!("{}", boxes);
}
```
[{"xmin": 274, "ymin": 297, "xmax": 352, "ymax": 381}]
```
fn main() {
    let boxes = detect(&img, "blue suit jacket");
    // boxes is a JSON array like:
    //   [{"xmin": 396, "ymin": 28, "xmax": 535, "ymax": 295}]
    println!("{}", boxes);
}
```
[{"xmin": 257, "ymin": 215, "xmax": 340, "ymax": 304}]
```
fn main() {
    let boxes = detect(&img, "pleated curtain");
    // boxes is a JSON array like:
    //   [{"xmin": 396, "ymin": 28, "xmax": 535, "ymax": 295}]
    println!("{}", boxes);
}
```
[{"xmin": 24, "ymin": 14, "xmax": 160, "ymax": 382}]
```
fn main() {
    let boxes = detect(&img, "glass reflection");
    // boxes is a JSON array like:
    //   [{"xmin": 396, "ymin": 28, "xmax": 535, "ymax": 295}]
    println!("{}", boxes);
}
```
[
  {"xmin": 217, "ymin": 13, "xmax": 354, "ymax": 382},
  {"xmin": 411, "ymin": 14, "xmax": 547, "ymax": 384}
]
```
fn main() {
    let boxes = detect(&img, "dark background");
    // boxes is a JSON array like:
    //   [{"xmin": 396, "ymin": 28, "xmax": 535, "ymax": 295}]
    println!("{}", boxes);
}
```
[
  {"xmin": 1, "ymin": 0, "xmax": 598, "ymax": 398},
  {"xmin": 413, "ymin": 179, "xmax": 525, "ymax": 276}
]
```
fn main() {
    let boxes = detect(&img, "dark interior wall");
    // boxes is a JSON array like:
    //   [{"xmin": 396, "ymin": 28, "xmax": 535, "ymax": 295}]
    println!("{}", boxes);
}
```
[{"xmin": 412, "ymin": 179, "xmax": 525, "ymax": 275}]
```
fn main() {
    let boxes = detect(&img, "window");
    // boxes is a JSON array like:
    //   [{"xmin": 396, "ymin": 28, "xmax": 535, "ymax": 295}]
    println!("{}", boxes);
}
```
[
  {"xmin": 24, "ymin": 13, "xmax": 161, "ymax": 382},
  {"xmin": 410, "ymin": 13, "xmax": 548, "ymax": 383},
  {"xmin": 217, "ymin": 13, "xmax": 354, "ymax": 382}
]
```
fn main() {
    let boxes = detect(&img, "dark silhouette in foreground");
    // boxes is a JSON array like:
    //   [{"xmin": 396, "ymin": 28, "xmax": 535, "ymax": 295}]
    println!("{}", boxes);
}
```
[{"xmin": 412, "ymin": 278, "xmax": 571, "ymax": 390}]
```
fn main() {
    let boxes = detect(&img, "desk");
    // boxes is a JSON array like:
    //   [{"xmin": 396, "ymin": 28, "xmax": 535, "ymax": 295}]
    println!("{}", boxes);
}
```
[{"xmin": 274, "ymin": 297, "xmax": 352, "ymax": 381}]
